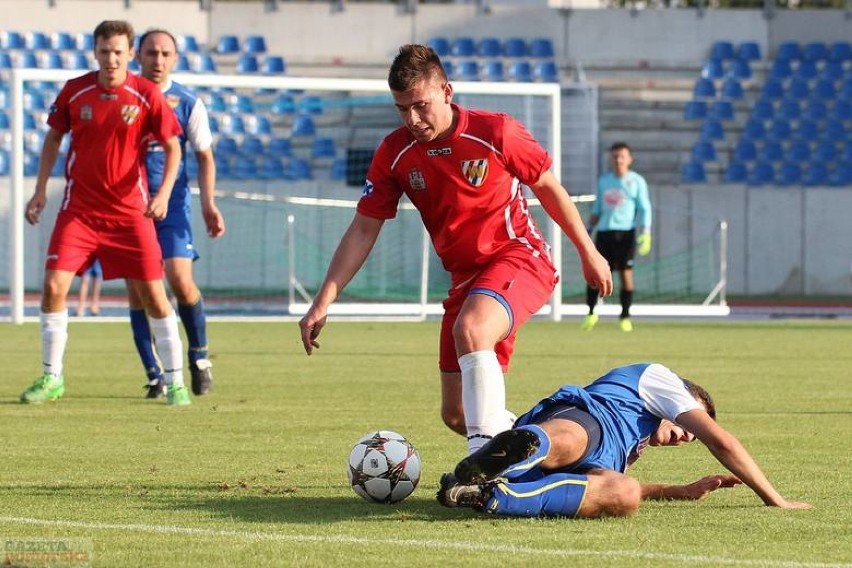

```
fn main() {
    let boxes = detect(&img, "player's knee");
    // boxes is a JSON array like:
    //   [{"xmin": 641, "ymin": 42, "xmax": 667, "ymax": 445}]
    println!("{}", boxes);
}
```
[
  {"xmin": 441, "ymin": 407, "xmax": 467, "ymax": 436},
  {"xmin": 603, "ymin": 474, "xmax": 641, "ymax": 517}
]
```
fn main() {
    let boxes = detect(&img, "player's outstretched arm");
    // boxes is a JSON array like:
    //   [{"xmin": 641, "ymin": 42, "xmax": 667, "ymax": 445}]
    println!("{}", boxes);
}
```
[
  {"xmin": 529, "ymin": 170, "xmax": 612, "ymax": 297},
  {"xmin": 26, "ymin": 129, "xmax": 64, "ymax": 225},
  {"xmin": 641, "ymin": 475, "xmax": 741, "ymax": 501},
  {"xmin": 196, "ymin": 149, "xmax": 225, "ymax": 238},
  {"xmin": 677, "ymin": 409, "xmax": 812, "ymax": 509},
  {"xmin": 299, "ymin": 213, "xmax": 385, "ymax": 355}
]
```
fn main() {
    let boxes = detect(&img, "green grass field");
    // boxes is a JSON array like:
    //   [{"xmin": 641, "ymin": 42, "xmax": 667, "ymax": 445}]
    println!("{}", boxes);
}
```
[{"xmin": 1, "ymin": 318, "xmax": 850, "ymax": 567}]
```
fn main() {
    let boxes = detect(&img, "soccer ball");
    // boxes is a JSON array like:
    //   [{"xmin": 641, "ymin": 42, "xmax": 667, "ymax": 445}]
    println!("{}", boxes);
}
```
[{"xmin": 347, "ymin": 430, "xmax": 421, "ymax": 504}]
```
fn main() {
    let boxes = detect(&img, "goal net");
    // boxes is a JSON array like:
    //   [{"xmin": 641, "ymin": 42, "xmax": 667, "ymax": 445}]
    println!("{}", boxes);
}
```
[{"xmin": 2, "ymin": 68, "xmax": 727, "ymax": 322}]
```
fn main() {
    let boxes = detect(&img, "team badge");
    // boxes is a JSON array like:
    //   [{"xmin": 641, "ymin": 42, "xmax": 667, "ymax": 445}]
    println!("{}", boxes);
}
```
[
  {"xmin": 362, "ymin": 179, "xmax": 374, "ymax": 197},
  {"xmin": 121, "ymin": 105, "xmax": 140, "ymax": 125},
  {"xmin": 408, "ymin": 169, "xmax": 426, "ymax": 192},
  {"xmin": 80, "ymin": 105, "xmax": 92, "ymax": 120},
  {"xmin": 461, "ymin": 159, "xmax": 488, "ymax": 187},
  {"xmin": 166, "ymin": 95, "xmax": 180, "ymax": 109}
]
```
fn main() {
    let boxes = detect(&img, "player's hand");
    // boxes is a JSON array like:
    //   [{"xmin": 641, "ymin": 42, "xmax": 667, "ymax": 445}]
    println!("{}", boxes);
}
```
[
  {"xmin": 145, "ymin": 194, "xmax": 169, "ymax": 221},
  {"xmin": 299, "ymin": 309, "xmax": 327, "ymax": 356},
  {"xmin": 203, "ymin": 203, "xmax": 226, "ymax": 238},
  {"xmin": 25, "ymin": 192, "xmax": 47, "ymax": 225},
  {"xmin": 681, "ymin": 475, "xmax": 742, "ymax": 500},
  {"xmin": 637, "ymin": 233, "xmax": 652, "ymax": 256},
  {"xmin": 582, "ymin": 250, "xmax": 613, "ymax": 297}
]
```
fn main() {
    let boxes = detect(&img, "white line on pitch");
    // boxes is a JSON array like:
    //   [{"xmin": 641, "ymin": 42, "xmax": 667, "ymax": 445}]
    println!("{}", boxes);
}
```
[{"xmin": 0, "ymin": 516, "xmax": 848, "ymax": 568}]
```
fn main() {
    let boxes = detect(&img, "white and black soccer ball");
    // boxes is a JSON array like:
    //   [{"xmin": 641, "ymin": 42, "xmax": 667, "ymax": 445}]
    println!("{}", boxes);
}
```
[{"xmin": 347, "ymin": 430, "xmax": 421, "ymax": 504}]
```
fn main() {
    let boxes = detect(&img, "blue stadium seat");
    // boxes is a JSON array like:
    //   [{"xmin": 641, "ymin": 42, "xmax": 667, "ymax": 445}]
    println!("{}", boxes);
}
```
[
  {"xmin": 178, "ymin": 34, "xmax": 200, "ymax": 53},
  {"xmin": 450, "ymin": 37, "xmax": 476, "ymax": 57},
  {"xmin": 291, "ymin": 114, "xmax": 316, "ymax": 137},
  {"xmin": 768, "ymin": 119, "xmax": 792, "ymax": 140},
  {"xmin": 529, "ymin": 38, "xmax": 555, "ymax": 58},
  {"xmin": 23, "ymin": 151, "xmax": 40, "ymax": 176},
  {"xmin": 477, "ymin": 37, "xmax": 501, "ymax": 57},
  {"xmin": 776, "ymin": 162, "xmax": 802, "ymax": 186},
  {"xmin": 194, "ymin": 54, "xmax": 217, "ymax": 73},
  {"xmin": 1, "ymin": 31, "xmax": 25, "ymax": 50},
  {"xmin": 228, "ymin": 94, "xmax": 254, "ymax": 113},
  {"xmin": 822, "ymin": 61, "xmax": 844, "ymax": 80},
  {"xmin": 25, "ymin": 31, "xmax": 50, "ymax": 50},
  {"xmin": 204, "ymin": 93, "xmax": 226, "ymax": 113},
  {"xmin": 215, "ymin": 136, "xmax": 238, "ymax": 156},
  {"xmin": 776, "ymin": 41, "xmax": 801, "ymax": 61},
  {"xmin": 24, "ymin": 92, "xmax": 46, "ymax": 112},
  {"xmin": 232, "ymin": 156, "xmax": 257, "ymax": 179},
  {"xmin": 710, "ymin": 100, "xmax": 734, "ymax": 121},
  {"xmin": 788, "ymin": 78, "xmax": 810, "ymax": 99},
  {"xmin": 761, "ymin": 78, "xmax": 785, "ymax": 100},
  {"xmin": 742, "ymin": 118, "xmax": 766, "ymax": 140},
  {"xmin": 271, "ymin": 95, "xmax": 296, "ymax": 115},
  {"xmin": 311, "ymin": 137, "xmax": 337, "ymax": 158},
  {"xmin": 236, "ymin": 54, "xmax": 259, "ymax": 73},
  {"xmin": 683, "ymin": 100, "xmax": 707, "ymax": 120},
  {"xmin": 268, "ymin": 137, "xmax": 293, "ymax": 156},
  {"xmin": 778, "ymin": 99, "xmax": 801, "ymax": 121},
  {"xmin": 802, "ymin": 42, "xmax": 828, "ymax": 62},
  {"xmin": 828, "ymin": 163, "xmax": 852, "ymax": 186},
  {"xmin": 760, "ymin": 140, "xmax": 784, "ymax": 162},
  {"xmin": 23, "ymin": 112, "xmax": 38, "ymax": 131},
  {"xmin": 443, "ymin": 60, "xmax": 455, "ymax": 80},
  {"xmin": 737, "ymin": 41, "xmax": 762, "ymax": 61},
  {"xmin": 681, "ymin": 161, "xmax": 706, "ymax": 183},
  {"xmin": 0, "ymin": 150, "xmax": 9, "ymax": 176},
  {"xmin": 693, "ymin": 77, "xmax": 716, "ymax": 99},
  {"xmin": 751, "ymin": 98, "xmax": 774, "ymax": 121},
  {"xmin": 508, "ymin": 61, "xmax": 533, "ymax": 82},
  {"xmin": 262, "ymin": 55, "xmax": 286, "ymax": 74},
  {"xmin": 481, "ymin": 60, "xmax": 505, "ymax": 82},
  {"xmin": 0, "ymin": 90, "xmax": 7, "ymax": 111},
  {"xmin": 244, "ymin": 35, "xmax": 267, "ymax": 55},
  {"xmin": 829, "ymin": 100, "xmax": 852, "ymax": 122},
  {"xmin": 284, "ymin": 157, "xmax": 312, "ymax": 180},
  {"xmin": 768, "ymin": 58, "xmax": 792, "ymax": 80},
  {"xmin": 240, "ymin": 136, "xmax": 265, "ymax": 156},
  {"xmin": 221, "ymin": 114, "xmax": 246, "ymax": 135},
  {"xmin": 428, "ymin": 37, "xmax": 450, "ymax": 57},
  {"xmin": 0, "ymin": 111, "xmax": 10, "ymax": 130},
  {"xmin": 812, "ymin": 79, "xmax": 836, "ymax": 100},
  {"xmin": 217, "ymin": 35, "xmax": 240, "ymax": 54},
  {"xmin": 747, "ymin": 161, "xmax": 775, "ymax": 186},
  {"xmin": 128, "ymin": 59, "xmax": 141, "ymax": 72},
  {"xmin": 300, "ymin": 95, "xmax": 324, "ymax": 115},
  {"xmin": 503, "ymin": 37, "xmax": 528, "ymax": 58},
  {"xmin": 724, "ymin": 161, "xmax": 748, "ymax": 183},
  {"xmin": 261, "ymin": 156, "xmax": 284, "ymax": 179},
  {"xmin": 728, "ymin": 58, "xmax": 752, "ymax": 80},
  {"xmin": 795, "ymin": 119, "xmax": 820, "ymax": 141},
  {"xmin": 794, "ymin": 60, "xmax": 819, "ymax": 80},
  {"xmin": 710, "ymin": 40, "xmax": 735, "ymax": 60},
  {"xmin": 701, "ymin": 58, "xmax": 725, "ymax": 80},
  {"xmin": 813, "ymin": 141, "xmax": 837, "ymax": 162},
  {"xmin": 691, "ymin": 139, "xmax": 716, "ymax": 161},
  {"xmin": 455, "ymin": 60, "xmax": 480, "ymax": 81},
  {"xmin": 39, "ymin": 52, "xmax": 64, "ymax": 69},
  {"xmin": 50, "ymin": 31, "xmax": 75, "ymax": 51},
  {"xmin": 802, "ymin": 162, "xmax": 829, "ymax": 187},
  {"xmin": 248, "ymin": 115, "xmax": 273, "ymax": 136},
  {"xmin": 0, "ymin": 52, "xmax": 12, "ymax": 69},
  {"xmin": 828, "ymin": 41, "xmax": 852, "ymax": 62},
  {"xmin": 534, "ymin": 60, "xmax": 559, "ymax": 82},
  {"xmin": 16, "ymin": 51, "xmax": 38, "ymax": 69},
  {"xmin": 803, "ymin": 101, "xmax": 828, "ymax": 122},
  {"xmin": 207, "ymin": 115, "xmax": 220, "ymax": 134},
  {"xmin": 216, "ymin": 158, "xmax": 232, "ymax": 179},
  {"xmin": 720, "ymin": 78, "xmax": 744, "ymax": 100},
  {"xmin": 174, "ymin": 55, "xmax": 191, "ymax": 72},
  {"xmin": 330, "ymin": 157, "xmax": 347, "ymax": 180},
  {"xmin": 734, "ymin": 139, "xmax": 758, "ymax": 161},
  {"xmin": 841, "ymin": 78, "xmax": 852, "ymax": 99},
  {"xmin": 787, "ymin": 140, "xmax": 810, "ymax": 161},
  {"xmin": 65, "ymin": 52, "xmax": 89, "ymax": 70},
  {"xmin": 75, "ymin": 32, "xmax": 94, "ymax": 51}
]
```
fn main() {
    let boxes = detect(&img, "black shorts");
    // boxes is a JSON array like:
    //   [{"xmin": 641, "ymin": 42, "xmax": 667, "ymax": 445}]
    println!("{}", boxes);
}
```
[
  {"xmin": 595, "ymin": 229, "xmax": 636, "ymax": 271},
  {"xmin": 532, "ymin": 404, "xmax": 602, "ymax": 472}
]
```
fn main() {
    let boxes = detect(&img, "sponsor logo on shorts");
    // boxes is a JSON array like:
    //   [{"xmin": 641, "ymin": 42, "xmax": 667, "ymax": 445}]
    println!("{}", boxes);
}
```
[{"xmin": 461, "ymin": 159, "xmax": 488, "ymax": 187}]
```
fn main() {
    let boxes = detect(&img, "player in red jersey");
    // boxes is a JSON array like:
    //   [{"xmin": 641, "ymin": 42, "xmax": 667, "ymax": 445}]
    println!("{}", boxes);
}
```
[
  {"xmin": 20, "ymin": 20, "xmax": 191, "ymax": 406},
  {"xmin": 299, "ymin": 45, "xmax": 612, "ymax": 453}
]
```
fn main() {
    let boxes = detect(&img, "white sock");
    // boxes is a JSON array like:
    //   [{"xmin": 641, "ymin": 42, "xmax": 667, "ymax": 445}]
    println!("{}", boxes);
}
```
[
  {"xmin": 41, "ymin": 310, "xmax": 69, "ymax": 378},
  {"xmin": 148, "ymin": 312, "xmax": 184, "ymax": 387},
  {"xmin": 459, "ymin": 350, "xmax": 514, "ymax": 454}
]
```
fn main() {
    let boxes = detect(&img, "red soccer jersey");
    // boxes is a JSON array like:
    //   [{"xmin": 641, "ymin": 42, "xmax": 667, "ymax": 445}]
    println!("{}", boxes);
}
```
[
  {"xmin": 47, "ymin": 71, "xmax": 182, "ymax": 219},
  {"xmin": 358, "ymin": 104, "xmax": 554, "ymax": 279}
]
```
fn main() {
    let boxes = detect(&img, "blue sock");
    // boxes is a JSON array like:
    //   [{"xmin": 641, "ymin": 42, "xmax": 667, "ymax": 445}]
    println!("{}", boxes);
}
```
[
  {"xmin": 178, "ymin": 298, "xmax": 208, "ymax": 364},
  {"xmin": 501, "ymin": 424, "xmax": 552, "ymax": 480},
  {"xmin": 130, "ymin": 308, "xmax": 161, "ymax": 381},
  {"xmin": 485, "ymin": 472, "xmax": 589, "ymax": 518}
]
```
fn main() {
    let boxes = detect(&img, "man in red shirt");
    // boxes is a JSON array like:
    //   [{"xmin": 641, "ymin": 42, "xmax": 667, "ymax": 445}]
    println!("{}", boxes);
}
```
[
  {"xmin": 300, "ymin": 44, "xmax": 612, "ymax": 453},
  {"xmin": 20, "ymin": 20, "xmax": 191, "ymax": 406}
]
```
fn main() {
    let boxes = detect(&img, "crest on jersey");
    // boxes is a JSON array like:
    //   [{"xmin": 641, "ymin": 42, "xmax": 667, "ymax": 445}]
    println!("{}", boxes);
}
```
[
  {"xmin": 80, "ymin": 105, "xmax": 92, "ymax": 120},
  {"xmin": 408, "ymin": 169, "xmax": 426, "ymax": 192},
  {"xmin": 166, "ymin": 95, "xmax": 180, "ymax": 109},
  {"xmin": 461, "ymin": 159, "xmax": 488, "ymax": 187},
  {"xmin": 121, "ymin": 105, "xmax": 140, "ymax": 125},
  {"xmin": 362, "ymin": 179, "xmax": 374, "ymax": 197}
]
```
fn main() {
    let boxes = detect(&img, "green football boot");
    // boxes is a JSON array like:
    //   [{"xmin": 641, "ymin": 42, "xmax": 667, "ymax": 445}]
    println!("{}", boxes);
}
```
[
  {"xmin": 20, "ymin": 374, "xmax": 65, "ymax": 404},
  {"xmin": 166, "ymin": 384, "xmax": 191, "ymax": 406}
]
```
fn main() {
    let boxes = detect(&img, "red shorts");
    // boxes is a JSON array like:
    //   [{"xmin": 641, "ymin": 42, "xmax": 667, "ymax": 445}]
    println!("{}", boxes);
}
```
[
  {"xmin": 439, "ymin": 251, "xmax": 558, "ymax": 373},
  {"xmin": 46, "ymin": 211, "xmax": 165, "ymax": 281}
]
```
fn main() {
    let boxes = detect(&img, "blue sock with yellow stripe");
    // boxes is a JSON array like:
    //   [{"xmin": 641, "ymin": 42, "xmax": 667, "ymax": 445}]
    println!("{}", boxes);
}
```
[
  {"xmin": 500, "ymin": 424, "xmax": 551, "ymax": 480},
  {"xmin": 484, "ymin": 472, "xmax": 589, "ymax": 517}
]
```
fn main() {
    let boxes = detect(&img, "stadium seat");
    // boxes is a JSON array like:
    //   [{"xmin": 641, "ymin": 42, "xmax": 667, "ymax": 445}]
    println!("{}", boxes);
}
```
[
  {"xmin": 529, "ymin": 38, "xmax": 555, "ymax": 58},
  {"xmin": 268, "ymin": 137, "xmax": 293, "ymax": 156},
  {"xmin": 428, "ymin": 37, "xmax": 450, "ymax": 57},
  {"xmin": 262, "ymin": 55, "xmax": 286, "ymax": 74},
  {"xmin": 300, "ymin": 95, "xmax": 324, "ymax": 115},
  {"xmin": 311, "ymin": 137, "xmax": 337, "ymax": 159},
  {"xmin": 23, "ymin": 112, "xmax": 38, "ymax": 131},
  {"xmin": 244, "ymin": 35, "xmax": 267, "ymax": 55},
  {"xmin": 207, "ymin": 116, "xmax": 220, "ymax": 134},
  {"xmin": 194, "ymin": 53, "xmax": 217, "ymax": 73},
  {"xmin": 0, "ymin": 52, "xmax": 12, "ymax": 69},
  {"xmin": 795, "ymin": 119, "xmax": 820, "ymax": 141},
  {"xmin": 271, "ymin": 95, "xmax": 296, "ymax": 115},
  {"xmin": 1, "ymin": 31, "xmax": 25, "ymax": 50},
  {"xmin": 503, "ymin": 37, "xmax": 528, "ymax": 58},
  {"xmin": 330, "ymin": 157, "xmax": 347, "ymax": 180},
  {"xmin": 0, "ymin": 150, "xmax": 9, "ymax": 176},
  {"xmin": 777, "ymin": 99, "xmax": 801, "ymax": 121},
  {"xmin": 291, "ymin": 114, "xmax": 316, "ymax": 137},
  {"xmin": 284, "ymin": 157, "xmax": 312, "ymax": 180},
  {"xmin": 788, "ymin": 78, "xmax": 810, "ymax": 99},
  {"xmin": 776, "ymin": 162, "xmax": 802, "ymax": 186},
  {"xmin": 25, "ymin": 31, "xmax": 50, "ymax": 50},
  {"xmin": 236, "ymin": 54, "xmax": 259, "ymax": 73},
  {"xmin": 217, "ymin": 35, "xmax": 240, "ymax": 54},
  {"xmin": 215, "ymin": 136, "xmax": 238, "ymax": 156},
  {"xmin": 508, "ymin": 61, "xmax": 533, "ymax": 82},
  {"xmin": 760, "ymin": 140, "xmax": 784, "ymax": 162},
  {"xmin": 691, "ymin": 139, "xmax": 717, "ymax": 161},
  {"xmin": 24, "ymin": 92, "xmax": 46, "ymax": 112},
  {"xmin": 822, "ymin": 61, "xmax": 844, "ymax": 80},
  {"xmin": 178, "ymin": 34, "xmax": 200, "ymax": 53},
  {"xmin": 720, "ymin": 78, "xmax": 744, "ymax": 100},
  {"xmin": 829, "ymin": 100, "xmax": 852, "ymax": 122},
  {"xmin": 841, "ymin": 78, "xmax": 852, "ymax": 99},
  {"xmin": 50, "ymin": 31, "xmax": 75, "ymax": 51},
  {"xmin": 787, "ymin": 140, "xmax": 811, "ymax": 162},
  {"xmin": 128, "ymin": 59, "xmax": 141, "ymax": 72},
  {"xmin": 812, "ymin": 79, "xmax": 836, "ymax": 100},
  {"xmin": 733, "ymin": 138, "xmax": 757, "ymax": 161},
  {"xmin": 727, "ymin": 58, "xmax": 752, "ymax": 80},
  {"xmin": 802, "ymin": 41, "xmax": 828, "ymax": 62},
  {"xmin": 455, "ymin": 60, "xmax": 480, "ymax": 81},
  {"xmin": 768, "ymin": 58, "xmax": 792, "ymax": 80},
  {"xmin": 39, "ymin": 52, "xmax": 64, "ymax": 70},
  {"xmin": 828, "ymin": 163, "xmax": 852, "ymax": 186},
  {"xmin": 693, "ymin": 78, "xmax": 716, "ymax": 99},
  {"xmin": 477, "ymin": 37, "xmax": 501, "ymax": 57},
  {"xmin": 680, "ymin": 161, "xmax": 706, "ymax": 183},
  {"xmin": 75, "ymin": 32, "xmax": 94, "ymax": 51},
  {"xmin": 683, "ymin": 100, "xmax": 707, "ymax": 120},
  {"xmin": 813, "ymin": 141, "xmax": 837, "ymax": 162},
  {"xmin": 0, "ymin": 112, "xmax": 10, "ymax": 130},
  {"xmin": 534, "ymin": 60, "xmax": 559, "ymax": 83},
  {"xmin": 261, "ymin": 156, "xmax": 285, "ymax": 179},
  {"xmin": 16, "ymin": 51, "xmax": 38, "ymax": 69},
  {"xmin": 240, "ymin": 136, "xmax": 265, "ymax": 156},
  {"xmin": 216, "ymin": 158, "xmax": 232, "ymax": 179},
  {"xmin": 65, "ymin": 52, "xmax": 89, "ymax": 70},
  {"xmin": 828, "ymin": 41, "xmax": 852, "ymax": 62},
  {"xmin": 227, "ymin": 94, "xmax": 254, "ymax": 113},
  {"xmin": 724, "ymin": 161, "xmax": 748, "ymax": 183},
  {"xmin": 742, "ymin": 118, "xmax": 766, "ymax": 140},
  {"xmin": 23, "ymin": 151, "xmax": 39, "ymax": 176},
  {"xmin": 232, "ymin": 156, "xmax": 257, "ymax": 179},
  {"xmin": 737, "ymin": 41, "xmax": 762, "ymax": 61},
  {"xmin": 450, "ymin": 37, "xmax": 476, "ymax": 57},
  {"xmin": 701, "ymin": 118, "xmax": 725, "ymax": 141},
  {"xmin": 443, "ymin": 60, "xmax": 455, "ymax": 80},
  {"xmin": 174, "ymin": 55, "xmax": 191, "ymax": 72},
  {"xmin": 221, "ymin": 114, "xmax": 246, "ymax": 135},
  {"xmin": 747, "ymin": 161, "xmax": 775, "ymax": 186},
  {"xmin": 794, "ymin": 60, "xmax": 819, "ymax": 80},
  {"xmin": 710, "ymin": 40, "xmax": 735, "ymax": 60},
  {"xmin": 710, "ymin": 100, "xmax": 734, "ymax": 121},
  {"xmin": 701, "ymin": 58, "xmax": 725, "ymax": 80},
  {"xmin": 481, "ymin": 60, "xmax": 505, "ymax": 82},
  {"xmin": 0, "ymin": 90, "xmax": 7, "ymax": 111},
  {"xmin": 204, "ymin": 92, "xmax": 227, "ymax": 113},
  {"xmin": 761, "ymin": 78, "xmax": 784, "ymax": 100},
  {"xmin": 803, "ymin": 101, "xmax": 828, "ymax": 122},
  {"xmin": 802, "ymin": 162, "xmax": 829, "ymax": 187},
  {"xmin": 776, "ymin": 41, "xmax": 801, "ymax": 61},
  {"xmin": 768, "ymin": 119, "xmax": 792, "ymax": 140},
  {"xmin": 248, "ymin": 115, "xmax": 273, "ymax": 136}
]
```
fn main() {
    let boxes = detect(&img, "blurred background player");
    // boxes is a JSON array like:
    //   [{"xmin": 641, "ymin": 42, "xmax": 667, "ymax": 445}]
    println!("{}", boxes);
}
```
[
  {"xmin": 583, "ymin": 142, "xmax": 652, "ymax": 332},
  {"xmin": 76, "ymin": 258, "xmax": 103, "ymax": 317},
  {"xmin": 299, "ymin": 44, "xmax": 612, "ymax": 455},
  {"xmin": 131, "ymin": 28, "xmax": 225, "ymax": 399},
  {"xmin": 21, "ymin": 20, "xmax": 191, "ymax": 405}
]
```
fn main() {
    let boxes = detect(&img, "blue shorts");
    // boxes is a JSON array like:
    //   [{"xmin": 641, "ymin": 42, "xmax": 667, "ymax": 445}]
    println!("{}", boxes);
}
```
[{"xmin": 155, "ymin": 205, "xmax": 199, "ymax": 262}]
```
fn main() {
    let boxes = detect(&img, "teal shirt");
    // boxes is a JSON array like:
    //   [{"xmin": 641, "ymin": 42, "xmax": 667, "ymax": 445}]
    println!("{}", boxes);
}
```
[{"xmin": 592, "ymin": 170, "xmax": 652, "ymax": 232}]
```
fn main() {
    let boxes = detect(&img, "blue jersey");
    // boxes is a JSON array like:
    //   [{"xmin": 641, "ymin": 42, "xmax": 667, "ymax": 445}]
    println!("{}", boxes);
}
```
[
  {"xmin": 515, "ymin": 363, "xmax": 700, "ymax": 473},
  {"xmin": 592, "ymin": 170, "xmax": 652, "ymax": 232}
]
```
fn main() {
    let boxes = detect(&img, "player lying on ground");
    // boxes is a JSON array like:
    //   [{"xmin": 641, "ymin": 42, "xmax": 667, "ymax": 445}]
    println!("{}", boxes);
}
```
[{"xmin": 438, "ymin": 362, "xmax": 811, "ymax": 517}]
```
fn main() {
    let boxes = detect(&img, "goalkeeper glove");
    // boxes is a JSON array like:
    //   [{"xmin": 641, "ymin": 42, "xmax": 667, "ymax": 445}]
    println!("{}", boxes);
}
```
[{"xmin": 637, "ymin": 233, "xmax": 652, "ymax": 256}]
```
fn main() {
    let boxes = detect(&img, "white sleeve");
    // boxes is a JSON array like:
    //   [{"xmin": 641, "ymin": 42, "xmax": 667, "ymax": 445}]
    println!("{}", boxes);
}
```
[
  {"xmin": 185, "ymin": 98, "xmax": 213, "ymax": 152},
  {"xmin": 637, "ymin": 363, "xmax": 702, "ymax": 422}
]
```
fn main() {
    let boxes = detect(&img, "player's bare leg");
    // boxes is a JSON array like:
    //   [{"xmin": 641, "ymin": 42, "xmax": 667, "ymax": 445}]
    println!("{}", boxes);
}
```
[{"xmin": 440, "ymin": 371, "xmax": 466, "ymax": 435}]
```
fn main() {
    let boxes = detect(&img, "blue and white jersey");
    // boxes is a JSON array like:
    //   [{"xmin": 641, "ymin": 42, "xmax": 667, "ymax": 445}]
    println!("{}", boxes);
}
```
[
  {"xmin": 515, "ymin": 363, "xmax": 701, "ymax": 473},
  {"xmin": 145, "ymin": 80, "xmax": 213, "ymax": 216},
  {"xmin": 592, "ymin": 170, "xmax": 651, "ymax": 233}
]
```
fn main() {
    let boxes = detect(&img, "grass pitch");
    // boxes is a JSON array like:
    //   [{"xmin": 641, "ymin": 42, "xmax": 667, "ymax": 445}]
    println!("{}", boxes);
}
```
[{"xmin": 0, "ymin": 318, "xmax": 850, "ymax": 567}]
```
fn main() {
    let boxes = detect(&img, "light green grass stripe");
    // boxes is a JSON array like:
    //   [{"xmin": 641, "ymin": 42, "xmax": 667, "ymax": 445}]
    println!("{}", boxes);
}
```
[{"xmin": 1, "ymin": 516, "xmax": 848, "ymax": 568}]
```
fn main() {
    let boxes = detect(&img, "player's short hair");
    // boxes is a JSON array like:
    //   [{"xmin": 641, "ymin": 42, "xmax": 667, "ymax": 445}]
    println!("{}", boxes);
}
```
[
  {"xmin": 682, "ymin": 379, "xmax": 716, "ymax": 420},
  {"xmin": 610, "ymin": 141, "xmax": 632, "ymax": 154},
  {"xmin": 138, "ymin": 28, "xmax": 179, "ymax": 53},
  {"xmin": 93, "ymin": 20, "xmax": 135, "ymax": 47},
  {"xmin": 388, "ymin": 44, "xmax": 448, "ymax": 92}
]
